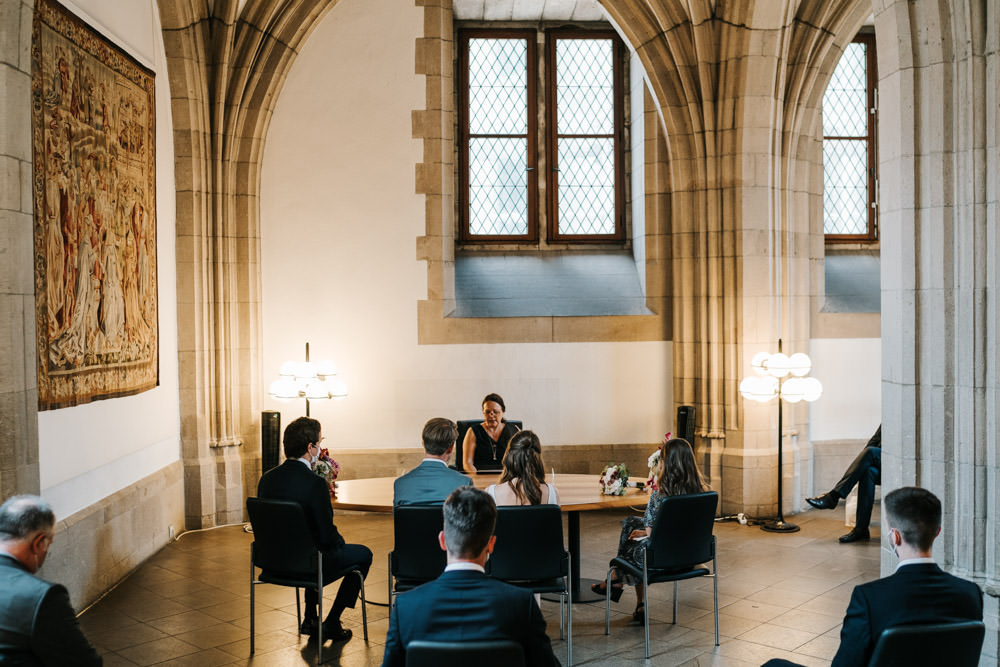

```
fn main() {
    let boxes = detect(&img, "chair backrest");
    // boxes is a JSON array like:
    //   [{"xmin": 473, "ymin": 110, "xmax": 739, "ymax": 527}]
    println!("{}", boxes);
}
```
[
  {"xmin": 391, "ymin": 505, "xmax": 447, "ymax": 580},
  {"xmin": 867, "ymin": 620, "xmax": 985, "ymax": 667},
  {"xmin": 487, "ymin": 504, "xmax": 566, "ymax": 581},
  {"xmin": 454, "ymin": 419, "xmax": 523, "ymax": 471},
  {"xmin": 645, "ymin": 491, "xmax": 718, "ymax": 570},
  {"xmin": 246, "ymin": 497, "xmax": 318, "ymax": 574},
  {"xmin": 406, "ymin": 639, "xmax": 525, "ymax": 667}
]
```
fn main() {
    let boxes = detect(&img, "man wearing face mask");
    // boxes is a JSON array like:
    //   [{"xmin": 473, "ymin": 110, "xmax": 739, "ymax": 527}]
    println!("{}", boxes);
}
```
[
  {"xmin": 257, "ymin": 416, "xmax": 373, "ymax": 643},
  {"xmin": 0, "ymin": 494, "xmax": 103, "ymax": 665},
  {"xmin": 762, "ymin": 486, "xmax": 982, "ymax": 667}
]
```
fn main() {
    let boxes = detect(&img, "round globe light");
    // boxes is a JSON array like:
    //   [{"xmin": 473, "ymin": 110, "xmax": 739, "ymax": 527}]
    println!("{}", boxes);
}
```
[
  {"xmin": 751, "ymin": 352, "xmax": 771, "ymax": 376},
  {"xmin": 780, "ymin": 377, "xmax": 806, "ymax": 403},
  {"xmin": 801, "ymin": 377, "xmax": 823, "ymax": 402},
  {"xmin": 788, "ymin": 352, "xmax": 812, "ymax": 377},
  {"xmin": 767, "ymin": 353, "xmax": 792, "ymax": 378},
  {"xmin": 740, "ymin": 375, "xmax": 778, "ymax": 402},
  {"xmin": 268, "ymin": 377, "xmax": 299, "ymax": 399},
  {"xmin": 315, "ymin": 359, "xmax": 338, "ymax": 377},
  {"xmin": 326, "ymin": 377, "xmax": 349, "ymax": 398},
  {"xmin": 278, "ymin": 360, "xmax": 297, "ymax": 377}
]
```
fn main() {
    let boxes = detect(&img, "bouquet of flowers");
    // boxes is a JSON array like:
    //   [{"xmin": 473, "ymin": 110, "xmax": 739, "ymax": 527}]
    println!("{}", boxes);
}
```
[
  {"xmin": 646, "ymin": 432, "xmax": 671, "ymax": 491},
  {"xmin": 312, "ymin": 447, "xmax": 340, "ymax": 498},
  {"xmin": 600, "ymin": 463, "xmax": 629, "ymax": 496}
]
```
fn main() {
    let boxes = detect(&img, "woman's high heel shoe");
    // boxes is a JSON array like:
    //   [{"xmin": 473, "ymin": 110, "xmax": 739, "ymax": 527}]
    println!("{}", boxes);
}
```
[
  {"xmin": 590, "ymin": 580, "xmax": 624, "ymax": 602},
  {"xmin": 631, "ymin": 602, "xmax": 646, "ymax": 622}
]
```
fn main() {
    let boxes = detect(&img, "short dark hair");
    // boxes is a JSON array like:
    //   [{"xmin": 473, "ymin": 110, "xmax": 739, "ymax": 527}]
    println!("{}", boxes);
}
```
[
  {"xmin": 0, "ymin": 495, "xmax": 55, "ymax": 540},
  {"xmin": 422, "ymin": 418, "xmax": 458, "ymax": 456},
  {"xmin": 482, "ymin": 393, "xmax": 506, "ymax": 412},
  {"xmin": 884, "ymin": 486, "xmax": 942, "ymax": 552},
  {"xmin": 283, "ymin": 416, "xmax": 321, "ymax": 459},
  {"xmin": 442, "ymin": 486, "xmax": 496, "ymax": 559}
]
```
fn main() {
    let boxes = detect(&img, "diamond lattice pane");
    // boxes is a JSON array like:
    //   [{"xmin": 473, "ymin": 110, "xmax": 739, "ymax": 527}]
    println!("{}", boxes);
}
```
[
  {"xmin": 468, "ymin": 137, "xmax": 528, "ymax": 236},
  {"xmin": 823, "ymin": 139, "xmax": 868, "ymax": 235},
  {"xmin": 556, "ymin": 39, "xmax": 614, "ymax": 135},
  {"xmin": 557, "ymin": 138, "xmax": 615, "ymax": 235},
  {"xmin": 823, "ymin": 42, "xmax": 868, "ymax": 137},
  {"xmin": 469, "ymin": 38, "xmax": 528, "ymax": 135}
]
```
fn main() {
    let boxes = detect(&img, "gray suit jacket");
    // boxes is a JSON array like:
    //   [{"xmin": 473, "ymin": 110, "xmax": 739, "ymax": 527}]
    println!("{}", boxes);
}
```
[{"xmin": 393, "ymin": 460, "xmax": 472, "ymax": 506}]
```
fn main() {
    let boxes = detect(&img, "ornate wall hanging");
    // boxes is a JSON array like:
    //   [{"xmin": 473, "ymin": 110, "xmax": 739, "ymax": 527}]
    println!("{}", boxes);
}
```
[{"xmin": 31, "ymin": 0, "xmax": 158, "ymax": 409}]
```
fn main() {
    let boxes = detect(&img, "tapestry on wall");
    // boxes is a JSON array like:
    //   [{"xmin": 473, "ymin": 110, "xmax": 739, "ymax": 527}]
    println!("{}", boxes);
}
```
[{"xmin": 31, "ymin": 0, "xmax": 158, "ymax": 410}]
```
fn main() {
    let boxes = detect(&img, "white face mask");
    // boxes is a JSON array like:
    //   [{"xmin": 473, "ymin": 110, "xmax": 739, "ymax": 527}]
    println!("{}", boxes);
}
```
[{"xmin": 883, "ymin": 527, "xmax": 898, "ymax": 559}]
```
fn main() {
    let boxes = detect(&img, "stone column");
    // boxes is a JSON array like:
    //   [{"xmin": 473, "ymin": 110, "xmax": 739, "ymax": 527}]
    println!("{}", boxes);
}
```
[{"xmin": 0, "ymin": 0, "xmax": 40, "ymax": 498}]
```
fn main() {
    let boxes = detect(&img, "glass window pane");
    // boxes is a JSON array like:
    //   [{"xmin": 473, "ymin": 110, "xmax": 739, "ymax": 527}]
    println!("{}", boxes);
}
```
[
  {"xmin": 823, "ymin": 139, "xmax": 868, "ymax": 235},
  {"xmin": 557, "ymin": 137, "xmax": 615, "ymax": 235},
  {"xmin": 469, "ymin": 38, "xmax": 527, "ymax": 135},
  {"xmin": 823, "ymin": 42, "xmax": 868, "ymax": 137},
  {"xmin": 468, "ymin": 137, "xmax": 528, "ymax": 236},
  {"xmin": 556, "ymin": 39, "xmax": 614, "ymax": 135}
]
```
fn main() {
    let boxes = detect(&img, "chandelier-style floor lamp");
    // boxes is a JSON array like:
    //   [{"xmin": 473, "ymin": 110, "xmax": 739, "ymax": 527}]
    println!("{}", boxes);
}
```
[
  {"xmin": 739, "ymin": 340, "xmax": 822, "ymax": 533},
  {"xmin": 267, "ymin": 342, "xmax": 347, "ymax": 416}
]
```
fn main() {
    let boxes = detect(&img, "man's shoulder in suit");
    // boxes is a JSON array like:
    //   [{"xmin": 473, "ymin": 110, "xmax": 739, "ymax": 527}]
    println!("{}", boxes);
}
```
[{"xmin": 393, "ymin": 460, "xmax": 472, "ymax": 505}]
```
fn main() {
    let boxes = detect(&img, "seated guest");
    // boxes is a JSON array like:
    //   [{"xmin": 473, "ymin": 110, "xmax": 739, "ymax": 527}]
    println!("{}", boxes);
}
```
[
  {"xmin": 394, "ymin": 418, "xmax": 472, "ymax": 505},
  {"xmin": 257, "ymin": 416, "xmax": 372, "ymax": 644},
  {"xmin": 486, "ymin": 430, "xmax": 559, "ymax": 505},
  {"xmin": 0, "ymin": 494, "xmax": 102, "ymax": 666},
  {"xmin": 763, "ymin": 486, "xmax": 983, "ymax": 667},
  {"xmin": 381, "ymin": 486, "xmax": 560, "ymax": 667},
  {"xmin": 592, "ymin": 437, "xmax": 709, "ymax": 622},
  {"xmin": 462, "ymin": 393, "xmax": 520, "ymax": 473},
  {"xmin": 806, "ymin": 424, "xmax": 881, "ymax": 542}
]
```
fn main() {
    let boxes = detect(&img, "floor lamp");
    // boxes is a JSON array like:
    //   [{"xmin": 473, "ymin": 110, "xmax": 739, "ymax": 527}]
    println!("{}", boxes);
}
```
[
  {"xmin": 740, "ymin": 340, "xmax": 822, "ymax": 533},
  {"xmin": 267, "ymin": 342, "xmax": 347, "ymax": 415}
]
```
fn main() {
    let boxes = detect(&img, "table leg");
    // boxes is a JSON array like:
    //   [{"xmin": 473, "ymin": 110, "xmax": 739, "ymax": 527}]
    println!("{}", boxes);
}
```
[{"xmin": 544, "ymin": 510, "xmax": 606, "ymax": 604}]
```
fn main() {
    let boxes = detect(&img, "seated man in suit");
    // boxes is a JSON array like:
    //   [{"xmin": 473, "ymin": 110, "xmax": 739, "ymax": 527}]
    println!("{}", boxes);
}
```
[
  {"xmin": 764, "ymin": 486, "xmax": 983, "ymax": 667},
  {"xmin": 0, "ymin": 494, "xmax": 102, "ymax": 666},
  {"xmin": 381, "ymin": 486, "xmax": 560, "ymax": 667},
  {"xmin": 806, "ymin": 424, "xmax": 881, "ymax": 542},
  {"xmin": 257, "ymin": 416, "xmax": 372, "ymax": 643},
  {"xmin": 394, "ymin": 418, "xmax": 472, "ymax": 505}
]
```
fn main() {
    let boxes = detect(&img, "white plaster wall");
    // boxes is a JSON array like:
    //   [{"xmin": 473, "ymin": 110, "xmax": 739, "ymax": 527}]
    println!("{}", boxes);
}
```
[
  {"xmin": 37, "ymin": 0, "xmax": 180, "ymax": 520},
  {"xmin": 260, "ymin": 0, "xmax": 673, "ymax": 452},
  {"xmin": 809, "ymin": 338, "xmax": 881, "ymax": 441}
]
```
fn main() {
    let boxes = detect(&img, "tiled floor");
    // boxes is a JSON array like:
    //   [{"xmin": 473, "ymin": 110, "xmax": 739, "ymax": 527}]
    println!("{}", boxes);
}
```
[{"xmin": 79, "ymin": 506, "xmax": 880, "ymax": 666}]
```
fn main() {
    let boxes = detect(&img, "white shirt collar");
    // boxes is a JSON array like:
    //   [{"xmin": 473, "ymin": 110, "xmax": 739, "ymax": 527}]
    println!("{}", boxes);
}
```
[
  {"xmin": 422, "ymin": 457, "xmax": 448, "ymax": 465},
  {"xmin": 298, "ymin": 457, "xmax": 312, "ymax": 469},
  {"xmin": 445, "ymin": 562, "xmax": 485, "ymax": 573},
  {"xmin": 896, "ymin": 557, "xmax": 936, "ymax": 571}
]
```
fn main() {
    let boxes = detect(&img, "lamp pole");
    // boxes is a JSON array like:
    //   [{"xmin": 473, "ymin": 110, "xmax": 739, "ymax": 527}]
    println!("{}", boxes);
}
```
[{"xmin": 763, "ymin": 347, "xmax": 796, "ymax": 532}]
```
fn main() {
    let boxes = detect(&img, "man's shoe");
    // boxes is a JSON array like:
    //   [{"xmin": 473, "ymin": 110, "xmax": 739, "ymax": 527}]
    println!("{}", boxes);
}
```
[
  {"xmin": 320, "ymin": 619, "xmax": 352, "ymax": 644},
  {"xmin": 839, "ymin": 528, "xmax": 870, "ymax": 543},
  {"xmin": 806, "ymin": 492, "xmax": 840, "ymax": 510},
  {"xmin": 299, "ymin": 617, "xmax": 319, "ymax": 637}
]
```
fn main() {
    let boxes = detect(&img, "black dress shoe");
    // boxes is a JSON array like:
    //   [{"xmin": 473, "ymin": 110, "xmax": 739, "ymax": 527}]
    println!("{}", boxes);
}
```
[
  {"xmin": 806, "ymin": 492, "xmax": 840, "ymax": 510},
  {"xmin": 839, "ymin": 528, "xmax": 870, "ymax": 543},
  {"xmin": 320, "ymin": 619, "xmax": 352, "ymax": 643},
  {"xmin": 299, "ymin": 617, "xmax": 319, "ymax": 637}
]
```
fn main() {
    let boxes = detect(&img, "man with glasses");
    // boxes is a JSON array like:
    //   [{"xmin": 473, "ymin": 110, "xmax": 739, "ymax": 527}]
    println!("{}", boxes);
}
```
[
  {"xmin": 0, "ymin": 494, "xmax": 102, "ymax": 665},
  {"xmin": 258, "ymin": 416, "xmax": 373, "ymax": 643}
]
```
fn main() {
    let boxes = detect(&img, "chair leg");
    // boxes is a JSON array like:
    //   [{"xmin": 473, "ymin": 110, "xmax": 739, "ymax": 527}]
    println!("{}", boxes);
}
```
[
  {"xmin": 387, "ymin": 552, "xmax": 393, "ymax": 610},
  {"xmin": 295, "ymin": 588, "xmax": 302, "ymax": 628},
  {"xmin": 317, "ymin": 558, "xmax": 323, "ymax": 665},
  {"xmin": 356, "ymin": 569, "xmax": 368, "ymax": 642},
  {"xmin": 713, "ymin": 553, "xmax": 720, "ymax": 646},
  {"xmin": 604, "ymin": 567, "xmax": 613, "ymax": 635},
  {"xmin": 567, "ymin": 559, "xmax": 573, "ymax": 667},
  {"xmin": 672, "ymin": 581, "xmax": 678, "ymax": 624},
  {"xmin": 643, "ymin": 567, "xmax": 650, "ymax": 660},
  {"xmin": 249, "ymin": 560, "xmax": 255, "ymax": 655}
]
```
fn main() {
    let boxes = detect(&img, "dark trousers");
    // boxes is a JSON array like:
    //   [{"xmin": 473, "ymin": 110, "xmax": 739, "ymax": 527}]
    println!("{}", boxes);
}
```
[
  {"xmin": 305, "ymin": 543, "xmax": 373, "ymax": 622},
  {"xmin": 833, "ymin": 445, "xmax": 881, "ymax": 531}
]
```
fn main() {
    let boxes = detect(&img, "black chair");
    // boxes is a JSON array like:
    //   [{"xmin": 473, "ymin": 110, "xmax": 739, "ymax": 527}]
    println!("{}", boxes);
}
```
[
  {"xmin": 406, "ymin": 639, "xmax": 525, "ymax": 667},
  {"xmin": 486, "ymin": 504, "xmax": 572, "ymax": 665},
  {"xmin": 454, "ymin": 419, "xmax": 523, "ymax": 472},
  {"xmin": 388, "ymin": 505, "xmax": 447, "ymax": 606},
  {"xmin": 246, "ymin": 497, "xmax": 368, "ymax": 664},
  {"xmin": 867, "ymin": 620, "xmax": 985, "ymax": 666},
  {"xmin": 604, "ymin": 490, "xmax": 719, "ymax": 659}
]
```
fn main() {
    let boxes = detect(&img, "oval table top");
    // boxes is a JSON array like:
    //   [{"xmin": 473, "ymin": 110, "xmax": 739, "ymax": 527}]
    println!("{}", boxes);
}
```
[{"xmin": 331, "ymin": 472, "xmax": 649, "ymax": 513}]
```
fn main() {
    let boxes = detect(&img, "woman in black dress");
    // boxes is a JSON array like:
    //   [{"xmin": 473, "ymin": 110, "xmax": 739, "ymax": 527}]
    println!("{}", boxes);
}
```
[{"xmin": 462, "ymin": 393, "xmax": 519, "ymax": 472}]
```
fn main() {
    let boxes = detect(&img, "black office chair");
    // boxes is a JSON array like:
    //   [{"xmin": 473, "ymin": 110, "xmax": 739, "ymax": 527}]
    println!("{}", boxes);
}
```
[
  {"xmin": 388, "ymin": 505, "xmax": 447, "ymax": 606},
  {"xmin": 454, "ymin": 419, "xmax": 523, "ymax": 472},
  {"xmin": 246, "ymin": 497, "xmax": 368, "ymax": 664},
  {"xmin": 486, "ymin": 504, "xmax": 572, "ymax": 665},
  {"xmin": 867, "ymin": 620, "xmax": 985, "ymax": 666},
  {"xmin": 605, "ymin": 490, "xmax": 719, "ymax": 659},
  {"xmin": 406, "ymin": 639, "xmax": 525, "ymax": 667}
]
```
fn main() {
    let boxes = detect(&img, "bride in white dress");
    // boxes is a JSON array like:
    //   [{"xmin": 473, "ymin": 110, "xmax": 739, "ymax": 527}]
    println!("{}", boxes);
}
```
[{"xmin": 486, "ymin": 431, "xmax": 559, "ymax": 506}]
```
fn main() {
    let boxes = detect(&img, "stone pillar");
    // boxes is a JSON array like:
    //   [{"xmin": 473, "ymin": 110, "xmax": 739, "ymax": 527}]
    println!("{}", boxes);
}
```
[
  {"xmin": 0, "ymin": 0, "xmax": 40, "ymax": 498},
  {"xmin": 876, "ymin": 0, "xmax": 999, "ymax": 659}
]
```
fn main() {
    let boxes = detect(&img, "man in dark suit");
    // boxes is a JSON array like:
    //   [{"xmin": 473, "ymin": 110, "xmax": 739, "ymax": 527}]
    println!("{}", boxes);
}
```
[
  {"xmin": 764, "ymin": 486, "xmax": 983, "ymax": 667},
  {"xmin": 394, "ymin": 418, "xmax": 472, "ymax": 505},
  {"xmin": 381, "ymin": 486, "xmax": 560, "ymax": 667},
  {"xmin": 257, "ymin": 416, "xmax": 372, "ymax": 643},
  {"xmin": 806, "ymin": 424, "xmax": 881, "ymax": 542},
  {"xmin": 0, "ymin": 494, "xmax": 102, "ymax": 665}
]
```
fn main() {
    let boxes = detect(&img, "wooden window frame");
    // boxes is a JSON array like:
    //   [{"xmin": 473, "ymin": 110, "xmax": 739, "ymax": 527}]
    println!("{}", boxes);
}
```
[{"xmin": 824, "ymin": 32, "xmax": 878, "ymax": 244}]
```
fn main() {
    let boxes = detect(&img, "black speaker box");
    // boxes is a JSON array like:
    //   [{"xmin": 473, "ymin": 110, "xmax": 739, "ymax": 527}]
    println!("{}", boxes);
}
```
[
  {"xmin": 676, "ymin": 405, "xmax": 695, "ymax": 445},
  {"xmin": 261, "ymin": 410, "xmax": 281, "ymax": 474}
]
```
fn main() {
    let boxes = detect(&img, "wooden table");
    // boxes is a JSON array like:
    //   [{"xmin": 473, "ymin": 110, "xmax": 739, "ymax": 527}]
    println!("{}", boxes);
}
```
[{"xmin": 333, "ymin": 473, "xmax": 649, "ymax": 603}]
